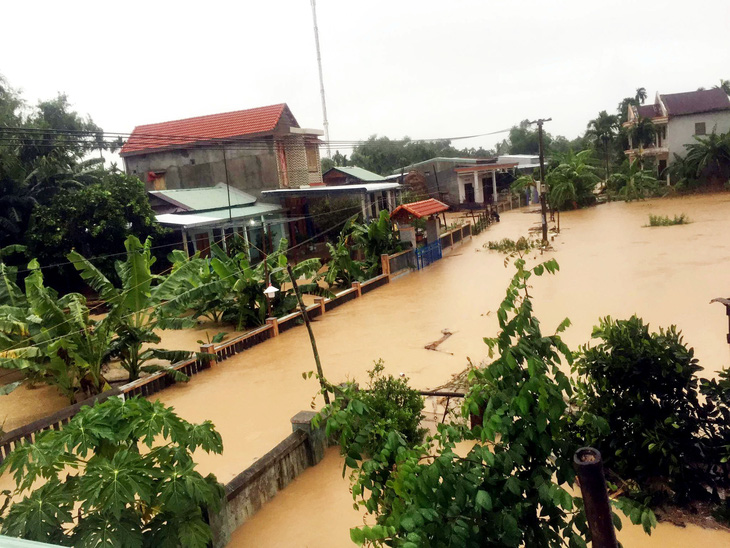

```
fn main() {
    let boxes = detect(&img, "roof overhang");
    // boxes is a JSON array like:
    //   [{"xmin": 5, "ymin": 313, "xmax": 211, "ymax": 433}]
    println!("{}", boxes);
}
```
[
  {"xmin": 261, "ymin": 183, "xmax": 400, "ymax": 199},
  {"xmin": 156, "ymin": 203, "xmax": 283, "ymax": 229},
  {"xmin": 454, "ymin": 162, "xmax": 518, "ymax": 173},
  {"xmin": 289, "ymin": 127, "xmax": 325, "ymax": 136}
]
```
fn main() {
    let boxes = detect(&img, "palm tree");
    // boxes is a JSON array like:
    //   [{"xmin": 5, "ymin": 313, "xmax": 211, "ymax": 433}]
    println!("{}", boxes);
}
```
[
  {"xmin": 713, "ymin": 79, "xmax": 730, "ymax": 95},
  {"xmin": 681, "ymin": 130, "xmax": 730, "ymax": 184},
  {"xmin": 608, "ymin": 160, "xmax": 659, "ymax": 201},
  {"xmin": 629, "ymin": 117, "xmax": 656, "ymax": 167},
  {"xmin": 586, "ymin": 111, "xmax": 619, "ymax": 182},
  {"xmin": 546, "ymin": 150, "xmax": 600, "ymax": 210},
  {"xmin": 635, "ymin": 87, "xmax": 647, "ymax": 105}
]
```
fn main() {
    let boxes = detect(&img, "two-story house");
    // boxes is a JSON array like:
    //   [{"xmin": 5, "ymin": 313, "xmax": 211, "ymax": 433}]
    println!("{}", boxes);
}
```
[
  {"xmin": 120, "ymin": 103, "xmax": 324, "ymax": 198},
  {"xmin": 624, "ymin": 88, "xmax": 730, "ymax": 180}
]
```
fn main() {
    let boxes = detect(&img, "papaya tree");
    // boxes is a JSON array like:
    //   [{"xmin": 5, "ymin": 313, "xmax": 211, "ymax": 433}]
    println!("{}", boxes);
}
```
[{"xmin": 0, "ymin": 396, "xmax": 224, "ymax": 547}]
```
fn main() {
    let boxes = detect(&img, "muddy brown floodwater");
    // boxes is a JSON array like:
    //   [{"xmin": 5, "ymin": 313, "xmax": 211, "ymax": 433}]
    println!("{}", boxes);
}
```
[{"xmin": 3, "ymin": 194, "xmax": 730, "ymax": 545}]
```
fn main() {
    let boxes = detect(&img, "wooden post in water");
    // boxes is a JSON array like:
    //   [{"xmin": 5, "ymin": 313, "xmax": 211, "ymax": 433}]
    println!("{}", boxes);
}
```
[
  {"xmin": 574, "ymin": 447, "xmax": 618, "ymax": 548},
  {"xmin": 287, "ymin": 264, "xmax": 330, "ymax": 404}
]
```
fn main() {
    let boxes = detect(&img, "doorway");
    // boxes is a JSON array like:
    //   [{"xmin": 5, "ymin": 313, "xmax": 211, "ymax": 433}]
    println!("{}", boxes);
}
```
[{"xmin": 464, "ymin": 183, "xmax": 475, "ymax": 203}]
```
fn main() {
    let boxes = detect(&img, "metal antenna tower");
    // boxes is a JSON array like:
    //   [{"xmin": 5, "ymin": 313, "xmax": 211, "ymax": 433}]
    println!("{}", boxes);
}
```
[{"xmin": 310, "ymin": 0, "xmax": 331, "ymax": 157}]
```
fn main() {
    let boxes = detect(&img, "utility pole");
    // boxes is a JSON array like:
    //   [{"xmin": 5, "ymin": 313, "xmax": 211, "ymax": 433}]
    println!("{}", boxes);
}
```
[
  {"xmin": 528, "ymin": 118, "xmax": 552, "ymax": 245},
  {"xmin": 310, "ymin": 0, "xmax": 330, "ymax": 157}
]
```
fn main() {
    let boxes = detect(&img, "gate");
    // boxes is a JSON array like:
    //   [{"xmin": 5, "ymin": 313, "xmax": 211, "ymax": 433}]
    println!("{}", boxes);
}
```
[{"xmin": 415, "ymin": 241, "xmax": 442, "ymax": 270}]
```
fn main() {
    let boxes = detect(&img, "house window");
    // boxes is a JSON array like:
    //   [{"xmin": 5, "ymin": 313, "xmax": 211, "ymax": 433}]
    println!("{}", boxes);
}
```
[
  {"xmin": 305, "ymin": 144, "xmax": 319, "ymax": 172},
  {"xmin": 695, "ymin": 122, "xmax": 706, "ymax": 135}
]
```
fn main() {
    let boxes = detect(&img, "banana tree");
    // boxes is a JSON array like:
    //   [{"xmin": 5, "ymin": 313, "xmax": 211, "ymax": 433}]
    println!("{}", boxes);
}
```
[
  {"xmin": 163, "ymin": 238, "xmax": 326, "ymax": 330},
  {"xmin": 0, "ymin": 260, "xmax": 113, "ymax": 402},
  {"xmin": 352, "ymin": 210, "xmax": 402, "ymax": 275},
  {"xmin": 69, "ymin": 235, "xmax": 198, "ymax": 381},
  {"xmin": 324, "ymin": 217, "xmax": 368, "ymax": 288}
]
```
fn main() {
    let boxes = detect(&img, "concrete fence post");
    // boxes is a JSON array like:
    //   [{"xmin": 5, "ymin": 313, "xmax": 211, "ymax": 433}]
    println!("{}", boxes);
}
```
[
  {"xmin": 291, "ymin": 411, "xmax": 326, "ymax": 466},
  {"xmin": 314, "ymin": 296, "xmax": 326, "ymax": 315},
  {"xmin": 380, "ymin": 253, "xmax": 391, "ymax": 279},
  {"xmin": 352, "ymin": 281, "xmax": 362, "ymax": 297},
  {"xmin": 448, "ymin": 231, "xmax": 454, "ymax": 248},
  {"xmin": 200, "ymin": 343, "xmax": 217, "ymax": 366},
  {"xmin": 265, "ymin": 317, "xmax": 279, "ymax": 337}
]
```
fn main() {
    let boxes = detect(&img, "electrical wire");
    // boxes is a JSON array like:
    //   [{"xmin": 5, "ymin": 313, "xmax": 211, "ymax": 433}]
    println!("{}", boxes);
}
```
[
  {"xmin": 0, "ymin": 213, "xmax": 358, "ymax": 354},
  {"xmin": 10, "ymin": 201, "xmax": 366, "ymax": 275}
]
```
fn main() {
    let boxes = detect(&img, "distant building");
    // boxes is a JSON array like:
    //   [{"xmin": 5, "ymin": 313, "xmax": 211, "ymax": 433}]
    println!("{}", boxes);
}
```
[
  {"xmin": 322, "ymin": 166, "xmax": 388, "ymax": 186},
  {"xmin": 393, "ymin": 157, "xmax": 518, "ymax": 208},
  {"xmin": 121, "ymin": 104, "xmax": 324, "ymax": 199},
  {"xmin": 624, "ymin": 88, "xmax": 730, "ymax": 178}
]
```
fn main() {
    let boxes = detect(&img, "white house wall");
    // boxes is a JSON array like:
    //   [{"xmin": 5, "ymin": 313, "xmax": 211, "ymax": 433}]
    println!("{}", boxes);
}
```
[{"xmin": 666, "ymin": 111, "xmax": 730, "ymax": 160}]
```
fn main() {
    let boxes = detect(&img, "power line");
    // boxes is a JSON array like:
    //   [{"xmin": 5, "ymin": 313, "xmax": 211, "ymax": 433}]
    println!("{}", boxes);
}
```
[
  {"xmin": 9, "ymin": 201, "xmax": 365, "ymax": 275},
  {"xmin": 1, "ymin": 213, "xmax": 359, "ymax": 354}
]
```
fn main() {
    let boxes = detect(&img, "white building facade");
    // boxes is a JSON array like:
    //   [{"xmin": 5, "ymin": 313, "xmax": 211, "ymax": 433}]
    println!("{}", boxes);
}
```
[{"xmin": 624, "ymin": 88, "xmax": 730, "ymax": 180}]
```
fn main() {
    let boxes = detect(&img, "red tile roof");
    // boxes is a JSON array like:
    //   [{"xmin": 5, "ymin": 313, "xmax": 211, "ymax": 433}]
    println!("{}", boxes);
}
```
[
  {"xmin": 391, "ymin": 198, "xmax": 449, "ymax": 222},
  {"xmin": 660, "ymin": 89, "xmax": 730, "ymax": 117},
  {"xmin": 120, "ymin": 103, "xmax": 293, "ymax": 156}
]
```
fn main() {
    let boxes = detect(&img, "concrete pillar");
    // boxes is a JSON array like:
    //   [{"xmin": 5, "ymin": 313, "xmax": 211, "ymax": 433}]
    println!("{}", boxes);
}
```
[
  {"xmin": 396, "ymin": 222, "xmax": 416, "ymax": 248},
  {"xmin": 386, "ymin": 191, "xmax": 394, "ymax": 211},
  {"xmin": 265, "ymin": 317, "xmax": 279, "ymax": 337},
  {"xmin": 492, "ymin": 171, "xmax": 498, "ymax": 204},
  {"xmin": 314, "ymin": 296, "xmax": 326, "ymax": 315},
  {"xmin": 200, "ymin": 343, "xmax": 218, "ymax": 366},
  {"xmin": 181, "ymin": 230, "xmax": 190, "ymax": 258},
  {"xmin": 381, "ymin": 254, "xmax": 391, "ymax": 278},
  {"xmin": 473, "ymin": 171, "xmax": 484, "ymax": 204},
  {"xmin": 426, "ymin": 217, "xmax": 439, "ymax": 245},
  {"xmin": 291, "ymin": 411, "xmax": 326, "ymax": 466},
  {"xmin": 360, "ymin": 195, "xmax": 368, "ymax": 220},
  {"xmin": 352, "ymin": 281, "xmax": 362, "ymax": 297}
]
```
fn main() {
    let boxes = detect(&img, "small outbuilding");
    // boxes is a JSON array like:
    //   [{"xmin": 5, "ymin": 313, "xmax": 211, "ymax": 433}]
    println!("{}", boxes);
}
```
[{"xmin": 390, "ymin": 198, "xmax": 450, "ymax": 247}]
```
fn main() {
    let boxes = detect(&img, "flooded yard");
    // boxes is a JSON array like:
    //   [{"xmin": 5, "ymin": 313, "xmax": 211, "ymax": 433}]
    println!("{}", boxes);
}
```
[{"xmin": 3, "ymin": 193, "xmax": 730, "ymax": 545}]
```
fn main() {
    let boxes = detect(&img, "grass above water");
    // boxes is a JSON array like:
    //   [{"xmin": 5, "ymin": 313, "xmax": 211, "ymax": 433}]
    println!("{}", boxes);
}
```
[{"xmin": 647, "ymin": 213, "xmax": 690, "ymax": 227}]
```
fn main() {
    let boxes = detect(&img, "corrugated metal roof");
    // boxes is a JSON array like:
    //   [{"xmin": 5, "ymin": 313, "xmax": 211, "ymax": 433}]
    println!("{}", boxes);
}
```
[
  {"xmin": 391, "ymin": 198, "xmax": 449, "ymax": 221},
  {"xmin": 149, "ymin": 183, "xmax": 257, "ymax": 213},
  {"xmin": 121, "ymin": 104, "xmax": 292, "ymax": 156},
  {"xmin": 325, "ymin": 166, "xmax": 386, "ymax": 182}
]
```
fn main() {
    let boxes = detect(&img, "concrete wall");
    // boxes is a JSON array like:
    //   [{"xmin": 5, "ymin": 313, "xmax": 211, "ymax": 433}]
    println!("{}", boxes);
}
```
[
  {"xmin": 123, "ymin": 142, "xmax": 281, "ymax": 200},
  {"xmin": 208, "ymin": 411, "xmax": 326, "ymax": 548},
  {"xmin": 666, "ymin": 111, "xmax": 730, "ymax": 160}
]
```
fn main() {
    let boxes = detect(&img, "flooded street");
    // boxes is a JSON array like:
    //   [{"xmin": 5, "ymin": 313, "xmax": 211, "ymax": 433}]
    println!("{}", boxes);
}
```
[
  {"xmin": 3, "ymin": 193, "xmax": 730, "ymax": 545},
  {"xmin": 154, "ymin": 194, "xmax": 730, "ymax": 488}
]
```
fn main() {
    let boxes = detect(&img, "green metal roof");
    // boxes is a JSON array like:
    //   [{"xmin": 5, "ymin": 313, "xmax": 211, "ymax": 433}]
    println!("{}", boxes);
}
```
[
  {"xmin": 149, "ymin": 183, "xmax": 257, "ymax": 213},
  {"xmin": 327, "ymin": 166, "xmax": 387, "ymax": 182}
]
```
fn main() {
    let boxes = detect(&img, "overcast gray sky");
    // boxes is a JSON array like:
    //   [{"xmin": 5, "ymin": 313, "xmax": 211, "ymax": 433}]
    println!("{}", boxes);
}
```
[{"xmin": 2, "ymin": 0, "xmax": 729, "ymax": 156}]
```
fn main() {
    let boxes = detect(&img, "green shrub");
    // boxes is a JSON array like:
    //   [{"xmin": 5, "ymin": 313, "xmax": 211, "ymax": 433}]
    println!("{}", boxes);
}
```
[
  {"xmin": 647, "ymin": 213, "xmax": 690, "ymax": 226},
  {"xmin": 321, "ymin": 359, "xmax": 425, "ymax": 461},
  {"xmin": 573, "ymin": 316, "xmax": 705, "ymax": 503}
]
